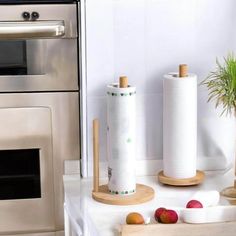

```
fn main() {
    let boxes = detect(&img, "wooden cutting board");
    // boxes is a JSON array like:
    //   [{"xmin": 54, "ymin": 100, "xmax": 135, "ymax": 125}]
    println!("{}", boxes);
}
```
[{"xmin": 120, "ymin": 222, "xmax": 236, "ymax": 236}]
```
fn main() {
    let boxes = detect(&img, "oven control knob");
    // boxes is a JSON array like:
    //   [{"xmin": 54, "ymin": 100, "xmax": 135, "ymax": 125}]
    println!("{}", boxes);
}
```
[
  {"xmin": 22, "ymin": 11, "xmax": 30, "ymax": 20},
  {"xmin": 31, "ymin": 11, "xmax": 40, "ymax": 21}
]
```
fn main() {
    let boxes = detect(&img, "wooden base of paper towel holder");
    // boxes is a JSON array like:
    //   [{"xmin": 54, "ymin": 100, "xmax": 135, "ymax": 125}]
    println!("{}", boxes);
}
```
[
  {"xmin": 158, "ymin": 170, "xmax": 205, "ymax": 186},
  {"xmin": 221, "ymin": 181, "xmax": 236, "ymax": 205},
  {"xmin": 92, "ymin": 184, "xmax": 154, "ymax": 205},
  {"xmin": 92, "ymin": 119, "xmax": 154, "ymax": 205}
]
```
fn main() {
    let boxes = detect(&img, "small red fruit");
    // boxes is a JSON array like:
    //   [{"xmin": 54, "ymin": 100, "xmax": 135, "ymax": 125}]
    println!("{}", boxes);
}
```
[
  {"xmin": 159, "ymin": 209, "xmax": 178, "ymax": 224},
  {"xmin": 154, "ymin": 207, "xmax": 166, "ymax": 222},
  {"xmin": 186, "ymin": 200, "xmax": 203, "ymax": 208}
]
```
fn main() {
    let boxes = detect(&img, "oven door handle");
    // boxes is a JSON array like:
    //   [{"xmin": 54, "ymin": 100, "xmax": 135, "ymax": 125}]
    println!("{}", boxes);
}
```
[{"xmin": 0, "ymin": 21, "xmax": 65, "ymax": 39}]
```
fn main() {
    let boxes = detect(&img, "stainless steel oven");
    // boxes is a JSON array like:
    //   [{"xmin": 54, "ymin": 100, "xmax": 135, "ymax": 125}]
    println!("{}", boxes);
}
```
[{"xmin": 0, "ymin": 2, "xmax": 79, "ymax": 236}]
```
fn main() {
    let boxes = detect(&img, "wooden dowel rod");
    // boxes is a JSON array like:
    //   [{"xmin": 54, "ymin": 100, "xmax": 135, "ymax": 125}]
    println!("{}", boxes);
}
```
[
  {"xmin": 93, "ymin": 119, "xmax": 99, "ymax": 192},
  {"xmin": 234, "ymin": 179, "xmax": 236, "ymax": 189},
  {"xmin": 179, "ymin": 64, "xmax": 188, "ymax": 77},
  {"xmin": 119, "ymin": 76, "xmax": 128, "ymax": 88}
]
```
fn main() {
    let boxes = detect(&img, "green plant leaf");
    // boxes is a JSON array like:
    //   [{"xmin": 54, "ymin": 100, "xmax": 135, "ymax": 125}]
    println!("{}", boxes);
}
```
[{"xmin": 201, "ymin": 53, "xmax": 236, "ymax": 116}]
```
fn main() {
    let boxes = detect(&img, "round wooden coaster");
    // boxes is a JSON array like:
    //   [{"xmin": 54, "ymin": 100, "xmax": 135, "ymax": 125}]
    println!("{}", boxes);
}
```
[
  {"xmin": 221, "ymin": 187, "xmax": 236, "ymax": 205},
  {"xmin": 92, "ymin": 184, "xmax": 155, "ymax": 205},
  {"xmin": 158, "ymin": 170, "xmax": 205, "ymax": 186}
]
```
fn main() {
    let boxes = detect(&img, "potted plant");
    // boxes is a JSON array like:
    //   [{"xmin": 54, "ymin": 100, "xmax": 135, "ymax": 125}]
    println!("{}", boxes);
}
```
[{"xmin": 202, "ymin": 53, "xmax": 236, "ymax": 204}]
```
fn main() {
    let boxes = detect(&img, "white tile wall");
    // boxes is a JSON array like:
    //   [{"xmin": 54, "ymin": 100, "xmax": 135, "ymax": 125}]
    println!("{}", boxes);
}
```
[
  {"xmin": 86, "ymin": 0, "xmax": 115, "ymax": 96},
  {"xmin": 84, "ymin": 0, "xmax": 236, "ymax": 176},
  {"xmin": 113, "ymin": 0, "xmax": 147, "ymax": 93}
]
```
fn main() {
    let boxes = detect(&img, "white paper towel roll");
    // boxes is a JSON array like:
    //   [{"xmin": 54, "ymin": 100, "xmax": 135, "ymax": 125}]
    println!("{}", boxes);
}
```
[
  {"xmin": 107, "ymin": 83, "xmax": 136, "ymax": 195},
  {"xmin": 163, "ymin": 73, "xmax": 197, "ymax": 178}
]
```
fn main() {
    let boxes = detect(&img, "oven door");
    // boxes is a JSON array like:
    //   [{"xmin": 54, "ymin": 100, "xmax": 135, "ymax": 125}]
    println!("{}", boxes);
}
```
[
  {"xmin": 0, "ymin": 92, "xmax": 80, "ymax": 234},
  {"xmin": 0, "ymin": 4, "xmax": 78, "ymax": 92},
  {"xmin": 0, "ymin": 21, "xmax": 78, "ymax": 92},
  {"xmin": 0, "ymin": 107, "xmax": 55, "ymax": 234}
]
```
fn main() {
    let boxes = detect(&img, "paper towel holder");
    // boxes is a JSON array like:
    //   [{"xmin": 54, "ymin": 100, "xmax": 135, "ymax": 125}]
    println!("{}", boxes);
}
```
[
  {"xmin": 92, "ymin": 118, "xmax": 155, "ymax": 205},
  {"xmin": 158, "ymin": 65, "xmax": 205, "ymax": 186}
]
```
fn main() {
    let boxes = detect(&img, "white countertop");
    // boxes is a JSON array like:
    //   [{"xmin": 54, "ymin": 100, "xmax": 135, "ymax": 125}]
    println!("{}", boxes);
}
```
[{"xmin": 63, "ymin": 169, "xmax": 234, "ymax": 236}]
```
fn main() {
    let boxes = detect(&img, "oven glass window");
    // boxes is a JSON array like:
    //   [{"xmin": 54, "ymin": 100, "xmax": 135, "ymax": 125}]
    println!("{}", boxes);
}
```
[
  {"xmin": 0, "ymin": 40, "xmax": 45, "ymax": 76},
  {"xmin": 0, "ymin": 149, "xmax": 41, "ymax": 200}
]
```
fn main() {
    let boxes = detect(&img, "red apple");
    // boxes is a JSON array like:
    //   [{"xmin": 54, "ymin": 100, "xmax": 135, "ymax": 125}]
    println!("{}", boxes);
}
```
[
  {"xmin": 186, "ymin": 200, "xmax": 203, "ymax": 208},
  {"xmin": 154, "ymin": 207, "xmax": 166, "ymax": 222},
  {"xmin": 159, "ymin": 209, "xmax": 178, "ymax": 224}
]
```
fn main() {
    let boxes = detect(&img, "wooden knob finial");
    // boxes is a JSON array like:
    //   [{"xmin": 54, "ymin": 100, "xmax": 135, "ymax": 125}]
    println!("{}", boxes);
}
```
[
  {"xmin": 179, "ymin": 64, "xmax": 188, "ymax": 78},
  {"xmin": 119, "ymin": 76, "xmax": 128, "ymax": 88}
]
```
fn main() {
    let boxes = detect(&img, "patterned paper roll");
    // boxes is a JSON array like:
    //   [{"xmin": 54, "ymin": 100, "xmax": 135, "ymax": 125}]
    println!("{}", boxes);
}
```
[
  {"xmin": 163, "ymin": 70, "xmax": 197, "ymax": 179},
  {"xmin": 107, "ymin": 82, "xmax": 136, "ymax": 195}
]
